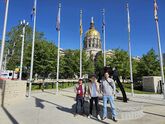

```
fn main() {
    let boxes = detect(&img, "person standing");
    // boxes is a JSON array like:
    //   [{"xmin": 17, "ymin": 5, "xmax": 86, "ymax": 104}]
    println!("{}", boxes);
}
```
[
  {"xmin": 101, "ymin": 72, "xmax": 117, "ymax": 122},
  {"xmin": 87, "ymin": 75, "xmax": 101, "ymax": 120},
  {"xmin": 74, "ymin": 78, "xmax": 85, "ymax": 116}
]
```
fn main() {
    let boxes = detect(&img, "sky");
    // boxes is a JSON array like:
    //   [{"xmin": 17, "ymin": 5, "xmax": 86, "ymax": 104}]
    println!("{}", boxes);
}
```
[{"xmin": 0, "ymin": 0, "xmax": 165, "ymax": 57}]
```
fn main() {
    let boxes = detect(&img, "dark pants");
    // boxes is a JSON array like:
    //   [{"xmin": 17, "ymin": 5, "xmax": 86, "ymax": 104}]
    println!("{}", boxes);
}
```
[
  {"xmin": 89, "ymin": 97, "xmax": 99, "ymax": 115},
  {"xmin": 75, "ymin": 95, "xmax": 84, "ymax": 114}
]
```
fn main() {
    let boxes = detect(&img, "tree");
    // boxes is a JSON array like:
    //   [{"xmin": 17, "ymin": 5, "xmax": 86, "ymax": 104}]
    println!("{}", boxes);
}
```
[
  {"xmin": 108, "ymin": 49, "xmax": 130, "ymax": 80},
  {"xmin": 82, "ymin": 51, "xmax": 95, "ymax": 76},
  {"xmin": 61, "ymin": 50, "xmax": 94, "ymax": 79},
  {"xmin": 24, "ymin": 40, "xmax": 57, "ymax": 79},
  {"xmin": 6, "ymin": 24, "xmax": 45, "ymax": 71},
  {"xmin": 94, "ymin": 51, "xmax": 104, "ymax": 76},
  {"xmin": 136, "ymin": 49, "xmax": 160, "ymax": 78}
]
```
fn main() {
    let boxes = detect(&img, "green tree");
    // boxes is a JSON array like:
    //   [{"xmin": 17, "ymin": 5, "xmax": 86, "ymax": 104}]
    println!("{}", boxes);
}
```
[
  {"xmin": 94, "ymin": 51, "xmax": 104, "ymax": 76},
  {"xmin": 24, "ymin": 40, "xmax": 57, "ymax": 79},
  {"xmin": 136, "ymin": 49, "xmax": 160, "ymax": 78},
  {"xmin": 108, "ymin": 49, "xmax": 130, "ymax": 79},
  {"xmin": 6, "ymin": 24, "xmax": 45, "ymax": 70},
  {"xmin": 61, "ymin": 50, "xmax": 94, "ymax": 79}
]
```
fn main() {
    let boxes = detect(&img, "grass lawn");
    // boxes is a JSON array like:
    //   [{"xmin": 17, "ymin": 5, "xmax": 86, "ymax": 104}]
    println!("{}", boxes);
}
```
[
  {"xmin": 31, "ymin": 81, "xmax": 157, "ymax": 94},
  {"xmin": 31, "ymin": 82, "xmax": 75, "ymax": 90},
  {"xmin": 117, "ymin": 83, "xmax": 157, "ymax": 94}
]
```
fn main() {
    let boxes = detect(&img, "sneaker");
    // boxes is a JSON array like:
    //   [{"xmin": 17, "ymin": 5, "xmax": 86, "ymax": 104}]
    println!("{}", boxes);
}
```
[
  {"xmin": 88, "ymin": 114, "xmax": 91, "ymax": 119},
  {"xmin": 112, "ymin": 117, "xmax": 118, "ymax": 122},
  {"xmin": 102, "ymin": 116, "xmax": 106, "ymax": 120},
  {"xmin": 97, "ymin": 115, "xmax": 101, "ymax": 120}
]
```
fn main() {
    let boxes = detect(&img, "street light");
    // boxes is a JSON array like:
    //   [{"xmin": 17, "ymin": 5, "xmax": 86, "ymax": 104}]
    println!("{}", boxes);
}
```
[{"xmin": 19, "ymin": 20, "xmax": 28, "ymax": 80}]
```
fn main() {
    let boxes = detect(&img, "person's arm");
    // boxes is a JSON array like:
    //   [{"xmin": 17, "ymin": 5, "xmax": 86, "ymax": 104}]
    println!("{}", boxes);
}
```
[
  {"xmin": 96, "ymin": 82, "xmax": 100, "ymax": 92},
  {"xmin": 74, "ymin": 84, "xmax": 77, "ymax": 94},
  {"xmin": 112, "ymin": 80, "xmax": 116, "ymax": 95},
  {"xmin": 100, "ymin": 81, "xmax": 103, "ymax": 94}
]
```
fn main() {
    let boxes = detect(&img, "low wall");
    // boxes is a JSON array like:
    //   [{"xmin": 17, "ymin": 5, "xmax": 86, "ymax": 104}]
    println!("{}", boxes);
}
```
[
  {"xmin": 143, "ymin": 76, "xmax": 161, "ymax": 93},
  {"xmin": 0, "ymin": 80, "xmax": 26, "ymax": 106}
]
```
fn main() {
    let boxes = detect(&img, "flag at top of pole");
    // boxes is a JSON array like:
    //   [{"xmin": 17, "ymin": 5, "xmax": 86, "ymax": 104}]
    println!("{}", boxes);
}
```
[
  {"xmin": 56, "ymin": 3, "xmax": 61, "ymax": 31},
  {"xmin": 80, "ymin": 10, "xmax": 83, "ymax": 36},
  {"xmin": 154, "ymin": 0, "xmax": 158, "ymax": 21},
  {"xmin": 126, "ymin": 3, "xmax": 131, "ymax": 33},
  {"xmin": 102, "ymin": 9, "xmax": 105, "ymax": 34},
  {"xmin": 31, "ymin": 1, "xmax": 36, "ymax": 21}
]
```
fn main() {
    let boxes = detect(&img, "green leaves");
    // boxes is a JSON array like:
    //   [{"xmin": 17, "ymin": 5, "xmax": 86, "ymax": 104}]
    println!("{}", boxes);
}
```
[
  {"xmin": 61, "ymin": 50, "xmax": 94, "ymax": 78},
  {"xmin": 136, "ymin": 49, "xmax": 160, "ymax": 77}
]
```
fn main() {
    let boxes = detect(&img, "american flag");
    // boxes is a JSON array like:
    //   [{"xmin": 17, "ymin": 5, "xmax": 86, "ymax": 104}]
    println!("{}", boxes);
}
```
[
  {"xmin": 126, "ymin": 3, "xmax": 131, "ymax": 33},
  {"xmin": 102, "ymin": 9, "xmax": 105, "ymax": 34},
  {"xmin": 56, "ymin": 3, "xmax": 61, "ymax": 31},
  {"xmin": 31, "ymin": 0, "xmax": 36, "ymax": 21},
  {"xmin": 154, "ymin": 0, "xmax": 158, "ymax": 20},
  {"xmin": 80, "ymin": 10, "xmax": 83, "ymax": 36}
]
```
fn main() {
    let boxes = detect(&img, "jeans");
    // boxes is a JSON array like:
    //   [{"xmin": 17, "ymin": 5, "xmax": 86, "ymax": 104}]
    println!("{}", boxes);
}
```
[
  {"xmin": 103, "ymin": 95, "xmax": 117, "ymax": 118},
  {"xmin": 89, "ymin": 97, "xmax": 99, "ymax": 115},
  {"xmin": 75, "ymin": 95, "xmax": 84, "ymax": 114}
]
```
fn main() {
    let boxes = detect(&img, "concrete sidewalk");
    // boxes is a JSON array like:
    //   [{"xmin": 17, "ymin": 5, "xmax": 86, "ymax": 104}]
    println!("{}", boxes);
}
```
[{"xmin": 0, "ymin": 87, "xmax": 165, "ymax": 124}]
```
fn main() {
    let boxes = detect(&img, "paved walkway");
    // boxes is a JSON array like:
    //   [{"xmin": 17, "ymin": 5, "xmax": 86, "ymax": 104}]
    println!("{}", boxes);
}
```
[{"xmin": 0, "ymin": 87, "xmax": 165, "ymax": 124}]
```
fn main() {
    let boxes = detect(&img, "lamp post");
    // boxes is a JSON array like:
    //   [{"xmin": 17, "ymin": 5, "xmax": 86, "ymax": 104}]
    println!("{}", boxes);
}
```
[{"xmin": 19, "ymin": 20, "xmax": 29, "ymax": 80}]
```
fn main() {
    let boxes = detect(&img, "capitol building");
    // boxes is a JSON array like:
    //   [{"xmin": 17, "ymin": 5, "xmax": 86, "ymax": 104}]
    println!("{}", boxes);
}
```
[{"xmin": 83, "ymin": 17, "xmax": 113, "ymax": 59}]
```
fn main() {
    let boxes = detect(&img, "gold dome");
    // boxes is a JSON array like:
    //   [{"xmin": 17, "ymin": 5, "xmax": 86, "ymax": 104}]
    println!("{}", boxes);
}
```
[
  {"xmin": 85, "ymin": 28, "xmax": 100, "ymax": 38},
  {"xmin": 85, "ymin": 17, "xmax": 100, "ymax": 38},
  {"xmin": 84, "ymin": 17, "xmax": 102, "ymax": 50}
]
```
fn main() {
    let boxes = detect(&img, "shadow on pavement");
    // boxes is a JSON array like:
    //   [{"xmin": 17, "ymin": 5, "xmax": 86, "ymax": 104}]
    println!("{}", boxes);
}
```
[
  {"xmin": 144, "ymin": 111, "xmax": 165, "ymax": 118},
  {"xmin": 33, "ymin": 96, "xmax": 114, "ymax": 124},
  {"xmin": 2, "ymin": 106, "xmax": 19, "ymax": 124},
  {"xmin": 130, "ymin": 99, "xmax": 165, "ymax": 107},
  {"xmin": 35, "ymin": 97, "xmax": 45, "ymax": 109},
  {"xmin": 33, "ymin": 96, "xmax": 75, "ymax": 115}
]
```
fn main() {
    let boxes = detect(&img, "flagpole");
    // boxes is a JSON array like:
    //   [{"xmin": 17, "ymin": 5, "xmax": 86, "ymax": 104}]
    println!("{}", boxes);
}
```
[
  {"xmin": 154, "ymin": 0, "xmax": 165, "ymax": 98},
  {"xmin": 19, "ymin": 20, "xmax": 28, "ymax": 80},
  {"xmin": 102, "ymin": 9, "xmax": 106, "ymax": 67},
  {"xmin": 56, "ymin": 3, "xmax": 61, "ymax": 94},
  {"xmin": 80, "ymin": 10, "xmax": 83, "ymax": 78},
  {"xmin": 0, "ymin": 0, "xmax": 9, "ymax": 71},
  {"xmin": 126, "ymin": 3, "xmax": 134, "ymax": 96},
  {"xmin": 28, "ymin": 0, "xmax": 37, "ymax": 97}
]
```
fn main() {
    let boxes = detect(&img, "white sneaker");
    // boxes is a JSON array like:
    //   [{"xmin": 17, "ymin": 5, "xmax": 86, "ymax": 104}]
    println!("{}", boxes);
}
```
[
  {"xmin": 88, "ymin": 114, "xmax": 91, "ymax": 119},
  {"xmin": 97, "ymin": 115, "xmax": 101, "ymax": 120}
]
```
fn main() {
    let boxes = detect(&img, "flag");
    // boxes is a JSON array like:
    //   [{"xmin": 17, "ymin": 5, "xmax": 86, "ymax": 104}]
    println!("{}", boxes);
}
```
[
  {"xmin": 80, "ymin": 10, "xmax": 83, "ymax": 36},
  {"xmin": 102, "ymin": 9, "xmax": 105, "ymax": 33},
  {"xmin": 154, "ymin": 0, "xmax": 158, "ymax": 20},
  {"xmin": 126, "ymin": 3, "xmax": 131, "ymax": 33},
  {"xmin": 56, "ymin": 3, "xmax": 61, "ymax": 31},
  {"xmin": 31, "ymin": 0, "xmax": 36, "ymax": 21}
]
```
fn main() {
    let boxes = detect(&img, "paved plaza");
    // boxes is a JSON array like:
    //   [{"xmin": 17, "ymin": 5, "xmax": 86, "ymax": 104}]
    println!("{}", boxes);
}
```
[{"xmin": 0, "ymin": 87, "xmax": 165, "ymax": 124}]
